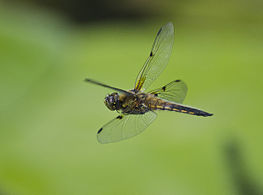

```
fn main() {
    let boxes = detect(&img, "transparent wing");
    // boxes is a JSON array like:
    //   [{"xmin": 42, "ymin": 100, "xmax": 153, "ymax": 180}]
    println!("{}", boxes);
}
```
[
  {"xmin": 97, "ymin": 111, "xmax": 157, "ymax": 144},
  {"xmin": 134, "ymin": 22, "xmax": 174, "ymax": 92},
  {"xmin": 148, "ymin": 80, "xmax": 187, "ymax": 104}
]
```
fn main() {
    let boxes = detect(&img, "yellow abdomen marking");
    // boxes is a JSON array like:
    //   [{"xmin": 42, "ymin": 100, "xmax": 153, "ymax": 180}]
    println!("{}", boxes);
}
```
[{"xmin": 156, "ymin": 105, "xmax": 163, "ymax": 109}]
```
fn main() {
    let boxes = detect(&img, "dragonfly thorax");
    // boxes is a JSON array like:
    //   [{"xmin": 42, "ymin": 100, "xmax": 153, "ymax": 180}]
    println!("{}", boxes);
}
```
[{"xmin": 104, "ymin": 92, "xmax": 121, "ymax": 111}]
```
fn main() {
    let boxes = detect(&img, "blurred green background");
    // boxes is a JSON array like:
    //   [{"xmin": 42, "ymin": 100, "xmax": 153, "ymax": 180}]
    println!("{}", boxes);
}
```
[{"xmin": 0, "ymin": 0, "xmax": 263, "ymax": 194}]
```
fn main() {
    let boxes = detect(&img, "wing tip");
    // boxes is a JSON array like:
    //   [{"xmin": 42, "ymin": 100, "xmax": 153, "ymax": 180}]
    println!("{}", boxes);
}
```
[
  {"xmin": 166, "ymin": 21, "xmax": 173, "ymax": 26},
  {"xmin": 165, "ymin": 22, "xmax": 174, "ymax": 31}
]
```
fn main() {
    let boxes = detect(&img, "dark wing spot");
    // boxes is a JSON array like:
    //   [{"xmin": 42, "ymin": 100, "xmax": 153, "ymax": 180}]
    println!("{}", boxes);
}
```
[
  {"xmin": 97, "ymin": 128, "xmax": 103, "ymax": 134},
  {"xmin": 162, "ymin": 86, "xmax": 166, "ymax": 91},
  {"xmin": 154, "ymin": 93, "xmax": 158, "ymax": 97},
  {"xmin": 157, "ymin": 28, "xmax": 162, "ymax": 36},
  {"xmin": 150, "ymin": 51, "xmax": 153, "ymax": 57},
  {"xmin": 116, "ymin": 115, "xmax": 123, "ymax": 119},
  {"xmin": 175, "ymin": 80, "xmax": 181, "ymax": 82}
]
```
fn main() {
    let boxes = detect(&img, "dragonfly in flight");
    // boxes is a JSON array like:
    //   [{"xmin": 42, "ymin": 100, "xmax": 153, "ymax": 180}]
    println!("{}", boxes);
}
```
[{"xmin": 85, "ymin": 22, "xmax": 213, "ymax": 144}]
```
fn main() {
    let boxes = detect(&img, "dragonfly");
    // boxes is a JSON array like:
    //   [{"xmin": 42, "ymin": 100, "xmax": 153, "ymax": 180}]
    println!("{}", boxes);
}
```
[{"xmin": 85, "ymin": 22, "xmax": 213, "ymax": 144}]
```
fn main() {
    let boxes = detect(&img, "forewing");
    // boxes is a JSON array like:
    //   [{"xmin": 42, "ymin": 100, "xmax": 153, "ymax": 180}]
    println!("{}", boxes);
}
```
[
  {"xmin": 97, "ymin": 112, "xmax": 157, "ymax": 144},
  {"xmin": 134, "ymin": 22, "xmax": 174, "ymax": 91},
  {"xmin": 148, "ymin": 80, "xmax": 187, "ymax": 104}
]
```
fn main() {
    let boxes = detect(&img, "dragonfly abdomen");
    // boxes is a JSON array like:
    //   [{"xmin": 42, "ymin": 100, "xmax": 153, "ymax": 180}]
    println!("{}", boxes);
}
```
[{"xmin": 148, "ymin": 98, "xmax": 212, "ymax": 117}]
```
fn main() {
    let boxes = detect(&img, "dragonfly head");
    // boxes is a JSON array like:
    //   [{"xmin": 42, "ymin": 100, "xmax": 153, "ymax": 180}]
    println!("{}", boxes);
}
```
[{"xmin": 104, "ymin": 92, "xmax": 121, "ymax": 111}]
